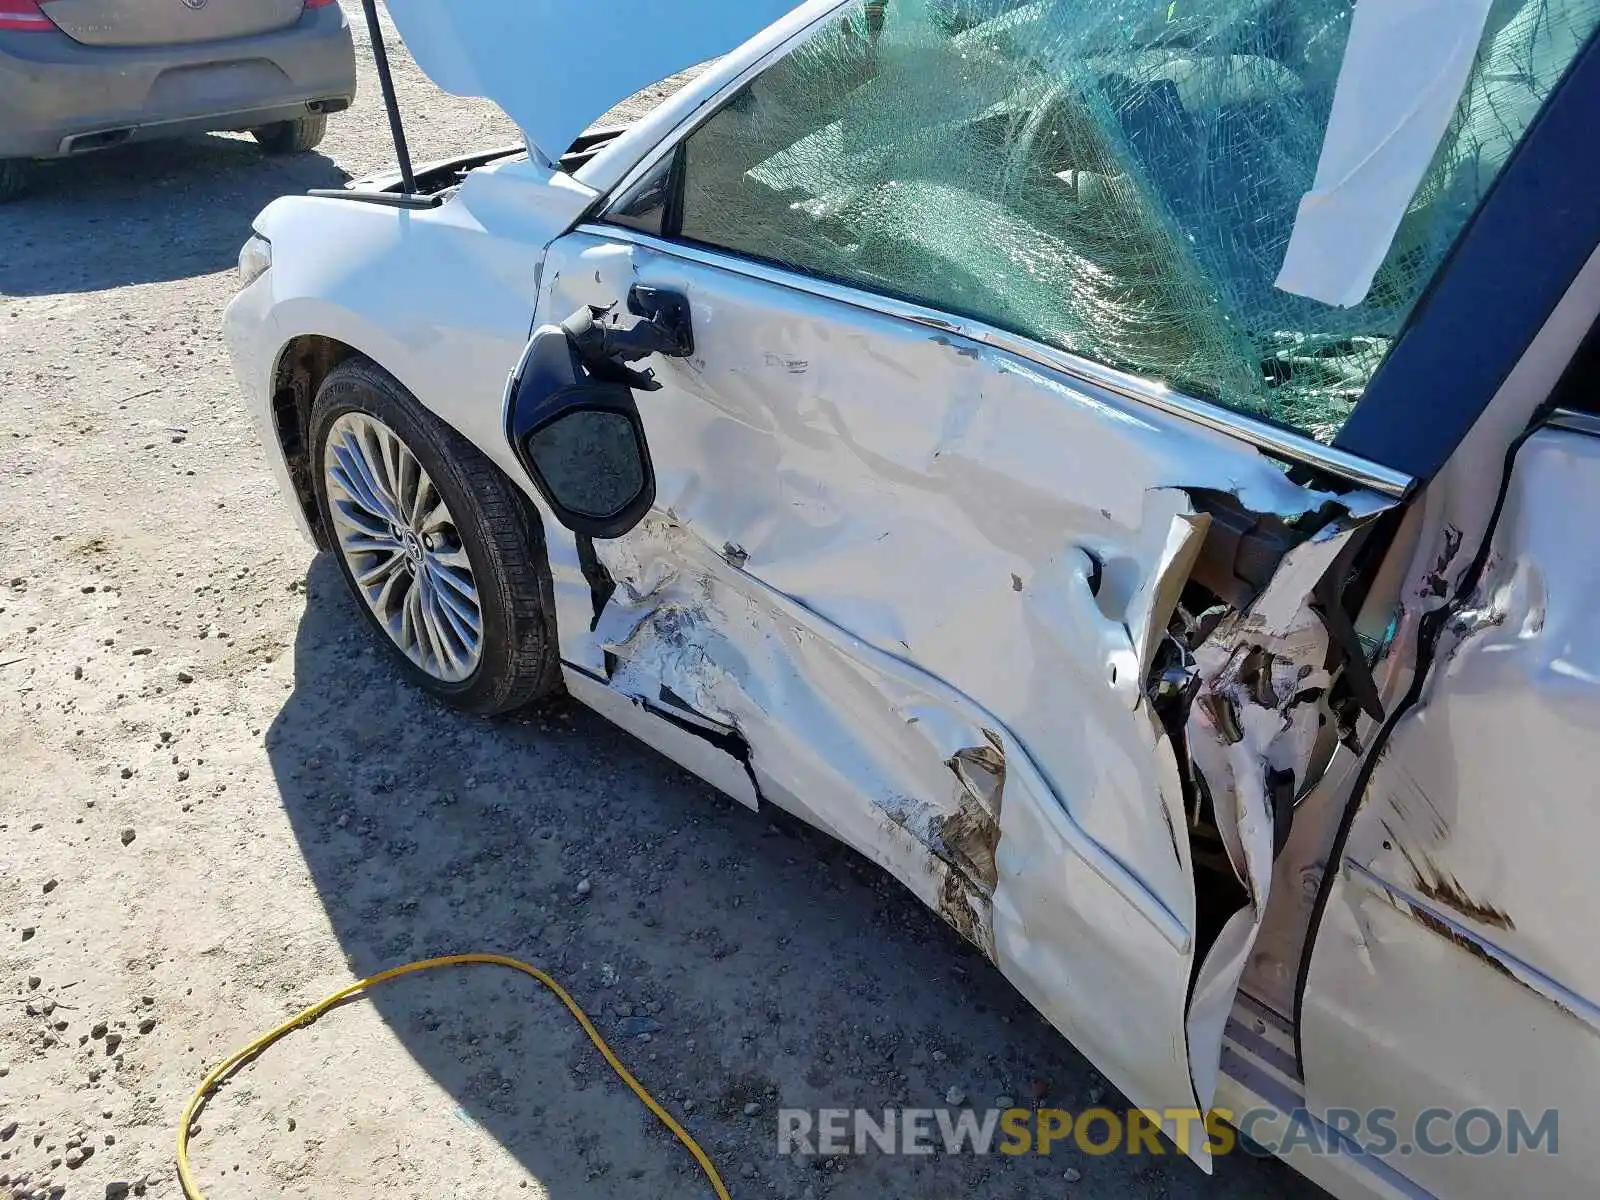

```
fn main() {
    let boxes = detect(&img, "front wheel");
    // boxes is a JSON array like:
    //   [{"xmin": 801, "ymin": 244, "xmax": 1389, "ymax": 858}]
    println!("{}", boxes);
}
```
[
  {"xmin": 252, "ymin": 114, "xmax": 328, "ymax": 155},
  {"xmin": 310, "ymin": 358, "xmax": 562, "ymax": 714}
]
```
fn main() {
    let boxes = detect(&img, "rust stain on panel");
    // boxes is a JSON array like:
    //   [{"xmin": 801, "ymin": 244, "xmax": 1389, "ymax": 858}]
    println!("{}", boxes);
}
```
[
  {"xmin": 938, "ymin": 865, "xmax": 996, "ymax": 960},
  {"xmin": 1388, "ymin": 835, "xmax": 1514, "ymax": 931},
  {"xmin": 938, "ymin": 728, "xmax": 1006, "ymax": 894},
  {"xmin": 1405, "ymin": 903, "xmax": 1517, "ymax": 981},
  {"xmin": 1379, "ymin": 891, "xmax": 1587, "ymax": 1028},
  {"xmin": 930, "ymin": 729, "xmax": 1006, "ymax": 959},
  {"xmin": 1413, "ymin": 873, "xmax": 1514, "ymax": 931}
]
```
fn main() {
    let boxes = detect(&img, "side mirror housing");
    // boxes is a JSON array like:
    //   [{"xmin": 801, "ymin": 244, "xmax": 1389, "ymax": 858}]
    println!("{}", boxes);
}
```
[
  {"xmin": 506, "ymin": 290, "xmax": 693, "ymax": 540},
  {"xmin": 506, "ymin": 320, "xmax": 656, "ymax": 540}
]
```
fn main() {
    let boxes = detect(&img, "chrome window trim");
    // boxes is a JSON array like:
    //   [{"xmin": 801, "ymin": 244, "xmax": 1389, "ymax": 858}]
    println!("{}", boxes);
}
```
[
  {"xmin": 575, "ymin": 223, "xmax": 1415, "ymax": 498},
  {"xmin": 1549, "ymin": 407, "xmax": 1600, "ymax": 438}
]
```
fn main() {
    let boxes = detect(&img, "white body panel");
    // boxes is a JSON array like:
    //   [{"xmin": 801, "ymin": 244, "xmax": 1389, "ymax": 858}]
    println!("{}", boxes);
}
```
[
  {"xmin": 224, "ymin": 157, "xmax": 596, "ymax": 540},
  {"xmin": 527, "ymin": 228, "xmax": 1393, "ymax": 1158},
  {"xmin": 1301, "ymin": 423, "xmax": 1600, "ymax": 1200}
]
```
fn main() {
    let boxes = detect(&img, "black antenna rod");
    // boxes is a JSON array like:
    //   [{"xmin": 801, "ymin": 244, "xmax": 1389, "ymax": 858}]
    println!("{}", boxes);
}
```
[{"xmin": 361, "ymin": 0, "xmax": 417, "ymax": 195}]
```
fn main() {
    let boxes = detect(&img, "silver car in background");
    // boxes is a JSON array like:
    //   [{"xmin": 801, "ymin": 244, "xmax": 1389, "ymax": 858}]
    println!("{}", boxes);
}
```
[{"xmin": 0, "ymin": 0, "xmax": 356, "ymax": 201}]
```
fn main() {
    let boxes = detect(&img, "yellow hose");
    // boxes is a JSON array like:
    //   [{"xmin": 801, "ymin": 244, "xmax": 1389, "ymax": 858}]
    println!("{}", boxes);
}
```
[{"xmin": 176, "ymin": 952, "xmax": 731, "ymax": 1200}]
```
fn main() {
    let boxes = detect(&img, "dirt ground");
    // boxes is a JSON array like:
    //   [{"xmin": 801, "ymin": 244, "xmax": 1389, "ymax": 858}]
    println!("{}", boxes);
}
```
[{"xmin": 1, "ymin": 6, "xmax": 1321, "ymax": 1200}]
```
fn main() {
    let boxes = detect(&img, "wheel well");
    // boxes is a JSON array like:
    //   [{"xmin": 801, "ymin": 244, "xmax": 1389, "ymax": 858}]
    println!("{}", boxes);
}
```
[
  {"xmin": 270, "ymin": 334, "xmax": 356, "ymax": 549},
  {"xmin": 269, "ymin": 337, "xmax": 552, "ymax": 561}
]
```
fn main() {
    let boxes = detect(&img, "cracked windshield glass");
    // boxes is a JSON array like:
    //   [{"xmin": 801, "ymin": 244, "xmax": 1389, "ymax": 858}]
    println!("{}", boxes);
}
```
[{"xmin": 680, "ymin": 0, "xmax": 1600, "ymax": 442}]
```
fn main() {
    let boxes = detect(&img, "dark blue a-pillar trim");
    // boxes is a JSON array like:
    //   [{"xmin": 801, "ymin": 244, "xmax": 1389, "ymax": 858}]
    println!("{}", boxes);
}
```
[{"xmin": 1335, "ymin": 29, "xmax": 1600, "ymax": 482}]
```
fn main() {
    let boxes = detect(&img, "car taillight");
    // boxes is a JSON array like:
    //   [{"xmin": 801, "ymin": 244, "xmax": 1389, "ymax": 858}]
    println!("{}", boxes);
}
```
[
  {"xmin": 0, "ymin": 1, "xmax": 53, "ymax": 31},
  {"xmin": 302, "ymin": 0, "xmax": 339, "ymax": 8}
]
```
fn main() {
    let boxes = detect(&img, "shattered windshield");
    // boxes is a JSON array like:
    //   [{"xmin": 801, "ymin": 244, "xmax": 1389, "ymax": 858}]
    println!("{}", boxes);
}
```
[{"xmin": 679, "ymin": 0, "xmax": 1600, "ymax": 442}]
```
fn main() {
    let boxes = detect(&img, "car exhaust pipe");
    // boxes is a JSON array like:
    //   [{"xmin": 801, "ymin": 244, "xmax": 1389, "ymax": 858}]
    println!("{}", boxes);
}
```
[{"xmin": 58, "ymin": 127, "xmax": 133, "ymax": 155}]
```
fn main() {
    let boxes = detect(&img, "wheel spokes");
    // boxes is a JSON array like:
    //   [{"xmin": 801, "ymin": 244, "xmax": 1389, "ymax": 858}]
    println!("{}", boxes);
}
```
[
  {"xmin": 430, "ymin": 570, "xmax": 482, "ymax": 641},
  {"xmin": 323, "ymin": 411, "xmax": 485, "ymax": 685},
  {"xmin": 354, "ymin": 549, "xmax": 407, "ymax": 591},
  {"xmin": 330, "ymin": 436, "xmax": 397, "ymax": 524}
]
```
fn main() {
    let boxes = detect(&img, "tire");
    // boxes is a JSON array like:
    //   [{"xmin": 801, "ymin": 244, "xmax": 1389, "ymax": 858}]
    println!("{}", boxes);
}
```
[
  {"xmin": 309, "ymin": 358, "xmax": 562, "ymax": 715},
  {"xmin": 252, "ymin": 114, "xmax": 328, "ymax": 155},
  {"xmin": 0, "ymin": 159, "xmax": 33, "ymax": 203}
]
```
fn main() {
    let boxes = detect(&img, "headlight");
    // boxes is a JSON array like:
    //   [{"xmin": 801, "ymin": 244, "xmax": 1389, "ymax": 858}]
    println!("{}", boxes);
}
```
[{"xmin": 237, "ymin": 233, "xmax": 272, "ymax": 286}]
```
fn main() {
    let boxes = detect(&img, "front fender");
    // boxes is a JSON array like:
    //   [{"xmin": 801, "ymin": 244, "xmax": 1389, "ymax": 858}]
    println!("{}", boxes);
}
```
[{"xmin": 234, "ymin": 159, "xmax": 597, "ymax": 520}]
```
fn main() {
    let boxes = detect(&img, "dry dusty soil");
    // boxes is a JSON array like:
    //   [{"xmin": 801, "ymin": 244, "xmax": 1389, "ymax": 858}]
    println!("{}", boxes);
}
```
[{"xmin": 2, "ymin": 6, "xmax": 1324, "ymax": 1199}]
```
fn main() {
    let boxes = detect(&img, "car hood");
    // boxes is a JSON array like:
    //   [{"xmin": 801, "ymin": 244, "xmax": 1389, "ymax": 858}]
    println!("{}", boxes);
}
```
[{"xmin": 384, "ymin": 0, "xmax": 809, "ymax": 163}]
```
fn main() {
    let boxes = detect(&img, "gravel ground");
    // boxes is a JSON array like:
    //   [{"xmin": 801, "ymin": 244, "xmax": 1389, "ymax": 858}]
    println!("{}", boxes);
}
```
[{"xmin": 1, "ymin": 6, "xmax": 1320, "ymax": 1199}]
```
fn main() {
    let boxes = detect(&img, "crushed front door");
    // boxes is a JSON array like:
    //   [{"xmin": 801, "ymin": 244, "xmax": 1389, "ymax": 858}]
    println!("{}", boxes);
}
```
[
  {"xmin": 479, "ymin": 0, "xmax": 1558, "ymax": 1161},
  {"xmin": 525, "ymin": 226, "xmax": 1397, "ymax": 1162}
]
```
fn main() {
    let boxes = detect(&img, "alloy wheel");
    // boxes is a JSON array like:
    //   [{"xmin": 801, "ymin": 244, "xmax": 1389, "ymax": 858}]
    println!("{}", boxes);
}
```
[{"xmin": 322, "ymin": 411, "xmax": 484, "ymax": 683}]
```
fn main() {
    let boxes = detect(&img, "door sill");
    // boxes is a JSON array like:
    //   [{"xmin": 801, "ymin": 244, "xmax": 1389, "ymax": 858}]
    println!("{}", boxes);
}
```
[{"xmin": 1219, "ymin": 996, "xmax": 1436, "ymax": 1200}]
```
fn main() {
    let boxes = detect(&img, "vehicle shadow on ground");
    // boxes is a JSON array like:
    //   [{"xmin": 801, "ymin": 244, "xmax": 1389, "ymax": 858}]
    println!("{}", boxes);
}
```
[
  {"xmin": 263, "ymin": 554, "xmax": 1315, "ymax": 1199},
  {"xmin": 0, "ymin": 134, "xmax": 345, "ymax": 296}
]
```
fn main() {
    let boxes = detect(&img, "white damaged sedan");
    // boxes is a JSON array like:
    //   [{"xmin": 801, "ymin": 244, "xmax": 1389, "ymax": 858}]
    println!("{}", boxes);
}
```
[{"xmin": 223, "ymin": 2, "xmax": 1600, "ymax": 1196}]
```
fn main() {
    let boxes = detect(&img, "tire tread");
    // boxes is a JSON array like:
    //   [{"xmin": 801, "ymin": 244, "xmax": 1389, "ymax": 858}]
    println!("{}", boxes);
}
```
[
  {"xmin": 253, "ymin": 114, "xmax": 329, "ymax": 155},
  {"xmin": 310, "ymin": 357, "xmax": 561, "ymax": 715}
]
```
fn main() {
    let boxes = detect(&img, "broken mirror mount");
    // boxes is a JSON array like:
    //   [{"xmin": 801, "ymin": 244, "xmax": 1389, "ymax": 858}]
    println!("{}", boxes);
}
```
[
  {"xmin": 559, "ymin": 285, "xmax": 694, "ymax": 393},
  {"xmin": 506, "ymin": 289, "xmax": 693, "ymax": 539}
]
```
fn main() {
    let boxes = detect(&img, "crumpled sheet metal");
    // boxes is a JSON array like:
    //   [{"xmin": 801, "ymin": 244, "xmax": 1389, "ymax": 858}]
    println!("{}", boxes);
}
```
[
  {"xmin": 1302, "ymin": 431, "xmax": 1600, "ymax": 1200},
  {"xmin": 1180, "ymin": 521, "xmax": 1362, "ymax": 1110},
  {"xmin": 1312, "ymin": 429, "xmax": 1600, "ymax": 1022},
  {"xmin": 590, "ymin": 510, "xmax": 1213, "ymax": 1137},
  {"xmin": 535, "ymin": 230, "xmax": 1385, "ymax": 1153}
]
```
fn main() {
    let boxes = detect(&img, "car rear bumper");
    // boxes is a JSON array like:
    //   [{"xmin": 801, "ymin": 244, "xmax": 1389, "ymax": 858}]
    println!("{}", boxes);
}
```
[{"xmin": 0, "ymin": 5, "xmax": 356, "ymax": 159}]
